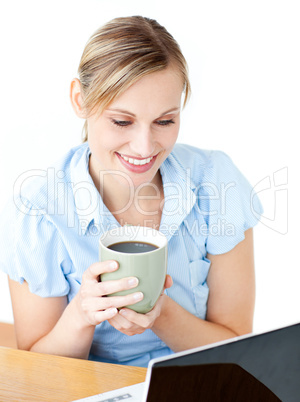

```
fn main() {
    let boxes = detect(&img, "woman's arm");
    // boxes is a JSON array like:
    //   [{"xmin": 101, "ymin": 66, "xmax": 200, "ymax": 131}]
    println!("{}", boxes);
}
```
[
  {"xmin": 9, "ymin": 260, "xmax": 143, "ymax": 359},
  {"xmin": 9, "ymin": 279, "xmax": 95, "ymax": 359},
  {"xmin": 109, "ymin": 228, "xmax": 255, "ymax": 352}
]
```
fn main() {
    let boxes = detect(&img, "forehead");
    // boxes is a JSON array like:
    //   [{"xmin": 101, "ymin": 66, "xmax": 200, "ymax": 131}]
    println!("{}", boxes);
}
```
[{"xmin": 107, "ymin": 67, "xmax": 184, "ymax": 116}]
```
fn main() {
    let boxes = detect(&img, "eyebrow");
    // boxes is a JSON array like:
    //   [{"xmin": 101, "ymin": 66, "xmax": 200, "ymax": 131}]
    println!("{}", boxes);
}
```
[{"xmin": 106, "ymin": 107, "xmax": 180, "ymax": 118}]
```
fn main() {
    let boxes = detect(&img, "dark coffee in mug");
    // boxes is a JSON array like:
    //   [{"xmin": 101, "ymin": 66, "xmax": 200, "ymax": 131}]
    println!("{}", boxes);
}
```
[{"xmin": 108, "ymin": 241, "xmax": 158, "ymax": 254}]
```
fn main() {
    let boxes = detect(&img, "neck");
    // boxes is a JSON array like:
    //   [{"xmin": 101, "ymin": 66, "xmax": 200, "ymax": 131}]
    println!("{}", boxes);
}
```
[{"xmin": 89, "ymin": 155, "xmax": 164, "ymax": 219}]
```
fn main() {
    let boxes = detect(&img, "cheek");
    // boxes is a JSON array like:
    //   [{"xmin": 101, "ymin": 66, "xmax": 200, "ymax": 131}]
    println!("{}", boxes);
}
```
[
  {"xmin": 88, "ymin": 123, "xmax": 125, "ymax": 153},
  {"xmin": 88, "ymin": 134, "xmax": 105, "ymax": 156},
  {"xmin": 160, "ymin": 127, "xmax": 179, "ymax": 148}
]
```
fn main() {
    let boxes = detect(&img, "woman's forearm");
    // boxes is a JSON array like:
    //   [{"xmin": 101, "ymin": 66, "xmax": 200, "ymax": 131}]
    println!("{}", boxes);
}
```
[
  {"xmin": 152, "ymin": 296, "xmax": 240, "ymax": 353},
  {"xmin": 29, "ymin": 293, "xmax": 96, "ymax": 359}
]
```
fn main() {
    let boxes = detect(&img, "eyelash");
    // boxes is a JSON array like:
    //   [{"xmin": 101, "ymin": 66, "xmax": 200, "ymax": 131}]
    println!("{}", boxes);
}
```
[
  {"xmin": 112, "ymin": 119, "xmax": 131, "ymax": 127},
  {"xmin": 156, "ymin": 119, "xmax": 175, "ymax": 126},
  {"xmin": 111, "ymin": 119, "xmax": 175, "ymax": 128}
]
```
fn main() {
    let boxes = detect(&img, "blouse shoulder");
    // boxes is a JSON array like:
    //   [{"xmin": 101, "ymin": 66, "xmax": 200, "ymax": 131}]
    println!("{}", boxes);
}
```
[
  {"xmin": 172, "ymin": 144, "xmax": 263, "ymax": 255},
  {"xmin": 0, "ymin": 195, "xmax": 70, "ymax": 297},
  {"xmin": 170, "ymin": 143, "xmax": 237, "ymax": 184},
  {"xmin": 0, "ymin": 143, "xmax": 88, "ymax": 297}
]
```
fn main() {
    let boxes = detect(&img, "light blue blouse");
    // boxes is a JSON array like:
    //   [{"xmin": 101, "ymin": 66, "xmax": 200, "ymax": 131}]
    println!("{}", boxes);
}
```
[{"xmin": 0, "ymin": 142, "xmax": 263, "ymax": 367}]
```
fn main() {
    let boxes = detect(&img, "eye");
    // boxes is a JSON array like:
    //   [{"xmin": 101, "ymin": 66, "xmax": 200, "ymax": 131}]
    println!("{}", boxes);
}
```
[
  {"xmin": 111, "ymin": 119, "xmax": 132, "ymax": 127},
  {"xmin": 155, "ymin": 119, "xmax": 175, "ymax": 126}
]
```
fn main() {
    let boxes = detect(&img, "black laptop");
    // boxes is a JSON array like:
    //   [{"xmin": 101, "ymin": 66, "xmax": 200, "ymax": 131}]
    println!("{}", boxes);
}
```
[{"xmin": 74, "ymin": 322, "xmax": 300, "ymax": 402}]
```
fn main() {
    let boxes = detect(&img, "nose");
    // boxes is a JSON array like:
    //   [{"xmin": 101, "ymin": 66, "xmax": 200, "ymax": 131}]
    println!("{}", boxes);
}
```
[{"xmin": 130, "ymin": 126, "xmax": 155, "ymax": 158}]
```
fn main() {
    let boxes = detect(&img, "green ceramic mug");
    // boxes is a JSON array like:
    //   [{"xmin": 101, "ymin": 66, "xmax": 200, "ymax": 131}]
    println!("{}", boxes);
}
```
[{"xmin": 99, "ymin": 225, "xmax": 168, "ymax": 314}]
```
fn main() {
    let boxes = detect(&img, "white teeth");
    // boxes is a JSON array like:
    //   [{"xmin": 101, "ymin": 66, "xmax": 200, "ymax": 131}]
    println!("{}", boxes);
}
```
[{"xmin": 120, "ymin": 154, "xmax": 153, "ymax": 166}]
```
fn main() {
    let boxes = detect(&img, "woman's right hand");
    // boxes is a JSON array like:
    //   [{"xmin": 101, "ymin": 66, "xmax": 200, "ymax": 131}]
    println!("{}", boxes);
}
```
[{"xmin": 76, "ymin": 260, "xmax": 143, "ymax": 327}]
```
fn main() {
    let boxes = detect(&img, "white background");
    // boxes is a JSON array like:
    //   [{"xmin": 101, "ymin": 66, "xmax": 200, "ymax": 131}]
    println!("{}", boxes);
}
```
[{"xmin": 0, "ymin": 0, "xmax": 299, "ymax": 334}]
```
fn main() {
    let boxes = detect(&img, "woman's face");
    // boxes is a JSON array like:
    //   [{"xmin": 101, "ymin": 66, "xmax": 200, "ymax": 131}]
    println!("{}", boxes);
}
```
[{"xmin": 86, "ymin": 67, "xmax": 183, "ymax": 190}]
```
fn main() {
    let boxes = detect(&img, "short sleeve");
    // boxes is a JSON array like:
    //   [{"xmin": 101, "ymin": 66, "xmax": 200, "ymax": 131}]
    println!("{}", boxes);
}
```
[
  {"xmin": 197, "ymin": 151, "xmax": 263, "ymax": 255},
  {"xmin": 0, "ymin": 196, "xmax": 70, "ymax": 297}
]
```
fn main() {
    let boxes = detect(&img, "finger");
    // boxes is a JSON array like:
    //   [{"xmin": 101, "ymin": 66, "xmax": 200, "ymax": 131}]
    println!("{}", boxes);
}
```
[
  {"xmin": 97, "ymin": 277, "xmax": 139, "ymax": 297},
  {"xmin": 95, "ymin": 291, "xmax": 144, "ymax": 310},
  {"xmin": 164, "ymin": 275, "xmax": 173, "ymax": 290},
  {"xmin": 83, "ymin": 261, "xmax": 119, "ymax": 281},
  {"xmin": 119, "ymin": 308, "xmax": 151, "ymax": 328},
  {"xmin": 108, "ymin": 312, "xmax": 133, "ymax": 330},
  {"xmin": 108, "ymin": 314, "xmax": 144, "ymax": 336},
  {"xmin": 94, "ymin": 307, "xmax": 118, "ymax": 324}
]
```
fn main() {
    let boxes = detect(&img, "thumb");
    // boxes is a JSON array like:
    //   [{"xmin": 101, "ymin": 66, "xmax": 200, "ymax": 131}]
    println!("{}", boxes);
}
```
[{"xmin": 164, "ymin": 274, "xmax": 173, "ymax": 290}]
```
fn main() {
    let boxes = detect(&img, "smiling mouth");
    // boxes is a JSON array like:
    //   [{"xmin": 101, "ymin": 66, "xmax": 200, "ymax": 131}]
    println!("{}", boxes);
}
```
[{"xmin": 117, "ymin": 153, "xmax": 155, "ymax": 166}]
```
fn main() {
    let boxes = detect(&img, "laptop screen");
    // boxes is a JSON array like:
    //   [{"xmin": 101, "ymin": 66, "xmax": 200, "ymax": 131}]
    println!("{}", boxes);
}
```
[{"xmin": 146, "ymin": 323, "xmax": 300, "ymax": 402}]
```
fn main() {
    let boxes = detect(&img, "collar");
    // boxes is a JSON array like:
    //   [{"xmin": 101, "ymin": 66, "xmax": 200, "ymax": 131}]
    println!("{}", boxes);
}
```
[
  {"xmin": 70, "ymin": 144, "xmax": 116, "ymax": 235},
  {"xmin": 159, "ymin": 150, "xmax": 197, "ymax": 241}
]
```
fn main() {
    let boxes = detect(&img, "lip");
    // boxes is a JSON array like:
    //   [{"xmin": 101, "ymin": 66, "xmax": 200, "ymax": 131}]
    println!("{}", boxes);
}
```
[
  {"xmin": 118, "ymin": 153, "xmax": 155, "ymax": 160},
  {"xmin": 116, "ymin": 152, "xmax": 158, "ymax": 173}
]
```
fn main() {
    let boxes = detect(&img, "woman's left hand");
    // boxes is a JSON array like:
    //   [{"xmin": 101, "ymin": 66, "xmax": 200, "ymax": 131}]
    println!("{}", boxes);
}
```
[{"xmin": 108, "ymin": 275, "xmax": 173, "ymax": 336}]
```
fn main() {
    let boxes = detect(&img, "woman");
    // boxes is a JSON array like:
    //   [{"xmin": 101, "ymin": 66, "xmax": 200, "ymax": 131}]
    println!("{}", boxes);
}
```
[{"xmin": 0, "ymin": 16, "xmax": 262, "ymax": 367}]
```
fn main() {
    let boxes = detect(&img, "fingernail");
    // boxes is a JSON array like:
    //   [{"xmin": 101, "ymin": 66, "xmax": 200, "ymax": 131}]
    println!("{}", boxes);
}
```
[
  {"xmin": 107, "ymin": 308, "xmax": 117, "ymax": 317},
  {"xmin": 127, "ymin": 277, "xmax": 139, "ymax": 288},
  {"xmin": 133, "ymin": 292, "xmax": 143, "ymax": 301},
  {"xmin": 119, "ymin": 309, "xmax": 127, "ymax": 316},
  {"xmin": 109, "ymin": 261, "xmax": 118, "ymax": 270}
]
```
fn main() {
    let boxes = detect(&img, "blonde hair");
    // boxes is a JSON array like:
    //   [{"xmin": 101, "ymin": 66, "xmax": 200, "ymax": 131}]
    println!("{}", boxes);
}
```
[{"xmin": 78, "ymin": 16, "xmax": 191, "ymax": 142}]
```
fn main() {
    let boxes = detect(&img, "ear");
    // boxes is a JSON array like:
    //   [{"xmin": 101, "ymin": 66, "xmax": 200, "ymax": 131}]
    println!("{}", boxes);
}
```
[{"xmin": 70, "ymin": 78, "xmax": 86, "ymax": 118}]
